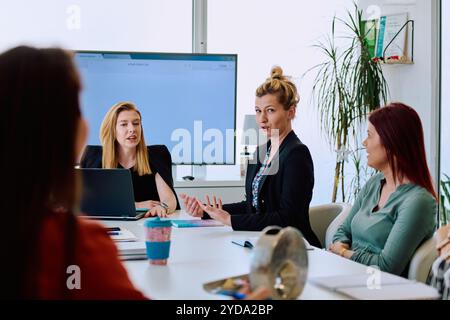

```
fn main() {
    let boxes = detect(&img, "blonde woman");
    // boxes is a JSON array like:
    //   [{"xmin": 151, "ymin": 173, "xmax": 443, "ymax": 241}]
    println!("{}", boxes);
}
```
[
  {"xmin": 81, "ymin": 102, "xmax": 179, "ymax": 217},
  {"xmin": 181, "ymin": 66, "xmax": 321, "ymax": 248}
]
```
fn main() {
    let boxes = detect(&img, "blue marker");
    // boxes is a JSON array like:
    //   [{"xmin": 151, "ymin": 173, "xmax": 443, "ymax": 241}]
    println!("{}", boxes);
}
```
[{"xmin": 216, "ymin": 289, "xmax": 246, "ymax": 299}]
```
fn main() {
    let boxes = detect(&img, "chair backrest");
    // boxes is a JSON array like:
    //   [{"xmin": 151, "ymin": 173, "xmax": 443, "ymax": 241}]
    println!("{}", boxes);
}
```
[
  {"xmin": 408, "ymin": 236, "xmax": 438, "ymax": 283},
  {"xmin": 323, "ymin": 203, "xmax": 352, "ymax": 248},
  {"xmin": 309, "ymin": 203, "xmax": 352, "ymax": 248}
]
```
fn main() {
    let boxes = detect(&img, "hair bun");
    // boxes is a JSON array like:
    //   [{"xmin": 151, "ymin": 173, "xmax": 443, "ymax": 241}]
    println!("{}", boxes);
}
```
[{"xmin": 270, "ymin": 66, "xmax": 284, "ymax": 80}]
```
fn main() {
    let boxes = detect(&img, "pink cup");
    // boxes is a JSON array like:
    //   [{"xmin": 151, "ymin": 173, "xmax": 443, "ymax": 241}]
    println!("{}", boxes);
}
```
[{"xmin": 144, "ymin": 218, "xmax": 172, "ymax": 265}]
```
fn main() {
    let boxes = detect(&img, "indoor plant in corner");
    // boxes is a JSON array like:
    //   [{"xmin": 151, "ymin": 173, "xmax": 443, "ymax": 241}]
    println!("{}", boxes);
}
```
[{"xmin": 309, "ymin": 3, "xmax": 389, "ymax": 202}]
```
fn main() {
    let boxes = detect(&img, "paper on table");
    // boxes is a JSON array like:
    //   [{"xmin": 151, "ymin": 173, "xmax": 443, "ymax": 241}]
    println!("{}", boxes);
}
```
[
  {"xmin": 116, "ymin": 241, "xmax": 146, "ymax": 260},
  {"xmin": 310, "ymin": 272, "xmax": 410, "ymax": 290},
  {"xmin": 171, "ymin": 219, "xmax": 224, "ymax": 228},
  {"xmin": 310, "ymin": 272, "xmax": 440, "ymax": 300},
  {"xmin": 108, "ymin": 228, "xmax": 137, "ymax": 242},
  {"xmin": 338, "ymin": 282, "xmax": 440, "ymax": 300}
]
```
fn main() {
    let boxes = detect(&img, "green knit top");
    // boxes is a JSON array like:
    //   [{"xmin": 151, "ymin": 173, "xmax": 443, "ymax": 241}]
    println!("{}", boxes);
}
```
[{"xmin": 333, "ymin": 173, "xmax": 436, "ymax": 276}]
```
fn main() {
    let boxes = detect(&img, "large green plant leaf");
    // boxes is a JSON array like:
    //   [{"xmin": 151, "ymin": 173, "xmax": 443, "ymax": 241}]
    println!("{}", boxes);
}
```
[{"xmin": 308, "ymin": 2, "xmax": 389, "ymax": 202}]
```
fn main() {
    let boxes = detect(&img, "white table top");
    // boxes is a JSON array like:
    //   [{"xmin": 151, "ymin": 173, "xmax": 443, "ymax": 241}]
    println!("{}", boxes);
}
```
[{"xmin": 100, "ymin": 211, "xmax": 440, "ymax": 300}]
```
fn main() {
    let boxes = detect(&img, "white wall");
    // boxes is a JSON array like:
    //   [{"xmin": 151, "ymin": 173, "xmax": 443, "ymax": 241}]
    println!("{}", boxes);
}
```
[
  {"xmin": 358, "ymin": 0, "xmax": 440, "ymax": 184},
  {"xmin": 207, "ymin": 0, "xmax": 356, "ymax": 205},
  {"xmin": 0, "ymin": 0, "xmax": 192, "ymax": 52}
]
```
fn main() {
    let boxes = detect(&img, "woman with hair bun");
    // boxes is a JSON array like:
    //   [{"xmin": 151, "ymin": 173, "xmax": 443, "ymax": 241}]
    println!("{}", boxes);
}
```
[{"xmin": 181, "ymin": 66, "xmax": 321, "ymax": 248}]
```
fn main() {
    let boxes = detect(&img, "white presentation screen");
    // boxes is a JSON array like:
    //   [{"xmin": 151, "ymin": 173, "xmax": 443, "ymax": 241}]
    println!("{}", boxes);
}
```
[{"xmin": 74, "ymin": 51, "xmax": 237, "ymax": 164}]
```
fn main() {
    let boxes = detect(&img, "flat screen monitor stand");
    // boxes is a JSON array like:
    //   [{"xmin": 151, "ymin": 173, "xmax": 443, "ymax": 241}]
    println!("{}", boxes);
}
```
[{"xmin": 181, "ymin": 165, "xmax": 206, "ymax": 181}]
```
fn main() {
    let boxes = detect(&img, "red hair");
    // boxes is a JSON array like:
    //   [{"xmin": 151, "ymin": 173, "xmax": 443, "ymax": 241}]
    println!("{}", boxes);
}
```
[{"xmin": 369, "ymin": 103, "xmax": 437, "ymax": 200}]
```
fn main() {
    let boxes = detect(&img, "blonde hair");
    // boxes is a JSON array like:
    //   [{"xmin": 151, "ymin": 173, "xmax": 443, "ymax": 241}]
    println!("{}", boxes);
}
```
[
  {"xmin": 255, "ymin": 66, "xmax": 299, "ymax": 110},
  {"xmin": 100, "ymin": 101, "xmax": 151, "ymax": 176}
]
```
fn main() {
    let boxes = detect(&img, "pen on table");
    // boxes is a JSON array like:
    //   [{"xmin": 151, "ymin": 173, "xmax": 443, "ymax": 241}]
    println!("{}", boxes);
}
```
[
  {"xmin": 216, "ymin": 290, "xmax": 246, "ymax": 299},
  {"xmin": 108, "ymin": 231, "xmax": 121, "ymax": 236},
  {"xmin": 231, "ymin": 292, "xmax": 247, "ymax": 299},
  {"xmin": 107, "ymin": 227, "xmax": 121, "ymax": 232}
]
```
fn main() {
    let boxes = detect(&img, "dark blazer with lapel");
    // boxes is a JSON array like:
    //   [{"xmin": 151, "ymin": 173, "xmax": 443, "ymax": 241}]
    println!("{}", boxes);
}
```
[
  {"xmin": 222, "ymin": 130, "xmax": 321, "ymax": 248},
  {"xmin": 80, "ymin": 145, "xmax": 180, "ymax": 209}
]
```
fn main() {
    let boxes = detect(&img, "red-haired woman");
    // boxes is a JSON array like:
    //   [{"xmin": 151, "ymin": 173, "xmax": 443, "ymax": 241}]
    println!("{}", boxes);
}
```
[{"xmin": 329, "ymin": 103, "xmax": 437, "ymax": 276}]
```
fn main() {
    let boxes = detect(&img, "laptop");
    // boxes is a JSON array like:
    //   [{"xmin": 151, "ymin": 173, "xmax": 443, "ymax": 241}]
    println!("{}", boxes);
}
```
[{"xmin": 78, "ymin": 168, "xmax": 146, "ymax": 220}]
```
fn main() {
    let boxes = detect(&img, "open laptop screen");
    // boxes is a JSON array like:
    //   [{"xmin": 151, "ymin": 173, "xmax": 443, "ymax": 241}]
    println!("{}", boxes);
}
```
[{"xmin": 78, "ymin": 168, "xmax": 144, "ymax": 220}]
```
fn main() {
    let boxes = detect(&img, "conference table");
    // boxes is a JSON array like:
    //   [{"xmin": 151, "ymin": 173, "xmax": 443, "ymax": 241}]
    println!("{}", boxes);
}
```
[{"xmin": 101, "ymin": 211, "xmax": 440, "ymax": 300}]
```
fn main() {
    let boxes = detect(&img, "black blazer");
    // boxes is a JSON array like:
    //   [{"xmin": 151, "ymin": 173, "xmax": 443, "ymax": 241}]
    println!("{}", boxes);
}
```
[
  {"xmin": 80, "ymin": 145, "xmax": 180, "ymax": 209},
  {"xmin": 221, "ymin": 131, "xmax": 321, "ymax": 248}
]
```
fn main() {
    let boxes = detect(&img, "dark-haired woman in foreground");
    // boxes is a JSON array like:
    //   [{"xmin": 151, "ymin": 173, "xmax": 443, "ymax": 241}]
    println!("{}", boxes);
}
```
[{"xmin": 0, "ymin": 46, "xmax": 146, "ymax": 299}]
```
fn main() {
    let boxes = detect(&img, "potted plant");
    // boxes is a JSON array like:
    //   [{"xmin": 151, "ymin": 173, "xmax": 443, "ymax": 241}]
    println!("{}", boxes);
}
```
[{"xmin": 309, "ymin": 3, "xmax": 389, "ymax": 202}]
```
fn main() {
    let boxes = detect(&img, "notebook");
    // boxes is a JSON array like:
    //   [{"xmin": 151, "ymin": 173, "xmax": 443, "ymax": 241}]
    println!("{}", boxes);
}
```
[
  {"xmin": 171, "ymin": 219, "xmax": 224, "ymax": 228},
  {"xmin": 338, "ymin": 282, "xmax": 441, "ymax": 300},
  {"xmin": 309, "ymin": 273, "xmax": 440, "ymax": 300},
  {"xmin": 107, "ymin": 227, "xmax": 138, "ymax": 242},
  {"xmin": 116, "ymin": 241, "xmax": 147, "ymax": 260},
  {"xmin": 310, "ymin": 273, "xmax": 410, "ymax": 290}
]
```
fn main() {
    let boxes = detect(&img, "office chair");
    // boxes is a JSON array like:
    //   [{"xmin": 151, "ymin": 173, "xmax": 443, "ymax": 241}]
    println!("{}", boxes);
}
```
[
  {"xmin": 408, "ymin": 237, "xmax": 438, "ymax": 283},
  {"xmin": 309, "ymin": 203, "xmax": 352, "ymax": 248}
]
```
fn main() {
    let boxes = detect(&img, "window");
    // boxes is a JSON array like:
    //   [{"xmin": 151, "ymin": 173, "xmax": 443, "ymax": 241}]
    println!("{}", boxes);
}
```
[
  {"xmin": 0, "ymin": 0, "xmax": 191, "ymax": 52},
  {"xmin": 439, "ymin": 0, "xmax": 450, "ymax": 225},
  {"xmin": 207, "ymin": 0, "xmax": 354, "ymax": 204}
]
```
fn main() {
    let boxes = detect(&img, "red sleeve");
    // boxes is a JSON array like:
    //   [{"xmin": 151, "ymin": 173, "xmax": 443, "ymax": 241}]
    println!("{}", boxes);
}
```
[{"xmin": 72, "ymin": 219, "xmax": 148, "ymax": 300}]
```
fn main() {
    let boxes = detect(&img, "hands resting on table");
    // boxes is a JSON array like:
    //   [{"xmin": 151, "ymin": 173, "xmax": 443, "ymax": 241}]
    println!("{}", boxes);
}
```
[
  {"xmin": 328, "ymin": 241, "xmax": 354, "ymax": 259},
  {"xmin": 135, "ymin": 200, "xmax": 171, "ymax": 218}
]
